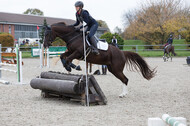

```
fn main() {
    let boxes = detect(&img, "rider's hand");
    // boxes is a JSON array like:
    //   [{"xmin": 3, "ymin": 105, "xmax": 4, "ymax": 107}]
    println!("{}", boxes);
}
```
[
  {"xmin": 75, "ymin": 27, "xmax": 80, "ymax": 32},
  {"xmin": 68, "ymin": 25, "xmax": 74, "ymax": 27}
]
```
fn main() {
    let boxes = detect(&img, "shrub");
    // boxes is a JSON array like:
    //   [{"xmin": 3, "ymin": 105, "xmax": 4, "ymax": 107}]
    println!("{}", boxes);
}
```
[
  {"xmin": 52, "ymin": 37, "xmax": 66, "ymax": 46},
  {"xmin": 185, "ymin": 34, "xmax": 190, "ymax": 43},
  {"xmin": 0, "ymin": 33, "xmax": 14, "ymax": 51},
  {"xmin": 185, "ymin": 33, "xmax": 190, "ymax": 49}
]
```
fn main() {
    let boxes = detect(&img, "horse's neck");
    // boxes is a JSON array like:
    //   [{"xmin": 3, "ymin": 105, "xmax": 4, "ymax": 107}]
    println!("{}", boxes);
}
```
[{"xmin": 56, "ymin": 30, "xmax": 81, "ymax": 43}]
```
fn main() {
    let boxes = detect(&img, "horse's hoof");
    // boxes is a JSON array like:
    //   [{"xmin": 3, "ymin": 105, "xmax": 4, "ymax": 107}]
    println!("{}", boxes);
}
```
[
  {"xmin": 119, "ymin": 93, "xmax": 126, "ymax": 98},
  {"xmin": 75, "ymin": 65, "xmax": 82, "ymax": 71},
  {"xmin": 65, "ymin": 66, "xmax": 72, "ymax": 72}
]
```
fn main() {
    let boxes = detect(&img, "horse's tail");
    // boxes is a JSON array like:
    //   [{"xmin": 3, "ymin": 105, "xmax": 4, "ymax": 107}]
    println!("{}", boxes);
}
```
[{"xmin": 123, "ymin": 51, "xmax": 156, "ymax": 80}]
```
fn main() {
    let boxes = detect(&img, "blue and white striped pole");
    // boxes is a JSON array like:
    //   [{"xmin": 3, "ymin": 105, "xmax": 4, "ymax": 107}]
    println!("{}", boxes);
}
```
[{"xmin": 162, "ymin": 114, "xmax": 186, "ymax": 126}]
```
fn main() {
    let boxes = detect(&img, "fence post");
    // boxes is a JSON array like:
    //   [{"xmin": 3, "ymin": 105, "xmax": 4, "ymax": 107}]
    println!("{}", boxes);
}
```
[
  {"xmin": 136, "ymin": 45, "xmax": 138, "ymax": 53},
  {"xmin": 16, "ymin": 44, "xmax": 20, "ymax": 83}
]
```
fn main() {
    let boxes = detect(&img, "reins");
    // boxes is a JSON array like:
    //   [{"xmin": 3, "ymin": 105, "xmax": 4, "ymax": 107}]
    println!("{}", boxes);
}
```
[{"xmin": 66, "ymin": 33, "xmax": 82, "ymax": 46}]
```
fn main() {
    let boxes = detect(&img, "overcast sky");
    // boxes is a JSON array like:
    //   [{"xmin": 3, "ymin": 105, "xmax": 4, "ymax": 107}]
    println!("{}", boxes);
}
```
[{"xmin": 0, "ymin": 0, "xmax": 190, "ymax": 32}]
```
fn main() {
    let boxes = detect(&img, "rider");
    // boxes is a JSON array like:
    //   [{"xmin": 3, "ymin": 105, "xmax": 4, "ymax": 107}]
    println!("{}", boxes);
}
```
[
  {"xmin": 71, "ymin": 1, "xmax": 99, "ymax": 55},
  {"xmin": 164, "ymin": 34, "xmax": 173, "ymax": 52}
]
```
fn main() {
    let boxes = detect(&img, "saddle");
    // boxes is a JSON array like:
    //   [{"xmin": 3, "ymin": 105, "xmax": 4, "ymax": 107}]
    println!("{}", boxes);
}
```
[{"xmin": 85, "ymin": 35, "xmax": 108, "ymax": 51}]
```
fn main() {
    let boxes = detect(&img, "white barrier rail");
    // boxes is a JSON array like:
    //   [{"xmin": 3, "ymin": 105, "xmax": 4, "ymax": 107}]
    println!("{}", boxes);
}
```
[
  {"xmin": 162, "ymin": 114, "xmax": 186, "ymax": 126},
  {"xmin": 0, "ymin": 80, "xmax": 9, "ymax": 84},
  {"xmin": 0, "ymin": 44, "xmax": 23, "ymax": 84},
  {"xmin": 0, "ymin": 68, "xmax": 17, "ymax": 73},
  {"xmin": 0, "ymin": 63, "xmax": 17, "ymax": 67}
]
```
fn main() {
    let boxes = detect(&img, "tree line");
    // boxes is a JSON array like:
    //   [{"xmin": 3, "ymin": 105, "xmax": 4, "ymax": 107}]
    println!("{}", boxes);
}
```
[{"xmin": 123, "ymin": 0, "xmax": 190, "ymax": 45}]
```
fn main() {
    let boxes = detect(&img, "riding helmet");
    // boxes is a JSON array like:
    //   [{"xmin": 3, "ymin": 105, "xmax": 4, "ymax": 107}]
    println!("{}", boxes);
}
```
[{"xmin": 75, "ymin": 1, "xmax": 84, "ymax": 8}]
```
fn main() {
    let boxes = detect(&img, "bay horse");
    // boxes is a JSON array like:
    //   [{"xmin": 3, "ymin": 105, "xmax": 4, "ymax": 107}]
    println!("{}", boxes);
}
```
[
  {"xmin": 43, "ymin": 22, "xmax": 156, "ymax": 97},
  {"xmin": 163, "ymin": 45, "xmax": 176, "ymax": 62}
]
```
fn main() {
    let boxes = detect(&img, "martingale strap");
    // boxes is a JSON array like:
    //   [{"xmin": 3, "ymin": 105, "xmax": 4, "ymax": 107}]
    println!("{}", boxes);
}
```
[
  {"xmin": 79, "ymin": 47, "xmax": 92, "ymax": 60},
  {"xmin": 66, "ymin": 33, "xmax": 82, "ymax": 47}
]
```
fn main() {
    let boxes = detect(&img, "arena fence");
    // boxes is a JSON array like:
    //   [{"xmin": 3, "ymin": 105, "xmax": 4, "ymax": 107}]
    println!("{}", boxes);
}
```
[{"xmin": 120, "ymin": 44, "xmax": 190, "ymax": 52}]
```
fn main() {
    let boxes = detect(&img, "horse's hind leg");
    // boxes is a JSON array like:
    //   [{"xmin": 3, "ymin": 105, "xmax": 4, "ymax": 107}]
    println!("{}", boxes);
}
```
[
  {"xmin": 107, "ymin": 65, "xmax": 129, "ymax": 98},
  {"xmin": 163, "ymin": 53, "xmax": 166, "ymax": 62}
]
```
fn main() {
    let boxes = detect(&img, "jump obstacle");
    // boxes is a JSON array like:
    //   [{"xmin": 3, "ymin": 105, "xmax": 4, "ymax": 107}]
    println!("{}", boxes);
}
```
[
  {"xmin": 39, "ymin": 44, "xmax": 66, "ymax": 68},
  {"xmin": 0, "ymin": 44, "xmax": 23, "ymax": 84},
  {"xmin": 1, "ymin": 52, "xmax": 17, "ymax": 64},
  {"xmin": 148, "ymin": 114, "xmax": 187, "ymax": 126},
  {"xmin": 30, "ymin": 71, "xmax": 107, "ymax": 105}
]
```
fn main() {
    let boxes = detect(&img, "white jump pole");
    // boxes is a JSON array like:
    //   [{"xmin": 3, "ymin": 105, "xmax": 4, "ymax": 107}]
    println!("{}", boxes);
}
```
[
  {"xmin": 83, "ymin": 21, "xmax": 89, "ymax": 106},
  {"xmin": 162, "ymin": 114, "xmax": 186, "ymax": 126},
  {"xmin": 0, "ymin": 63, "xmax": 16, "ymax": 67},
  {"xmin": 16, "ymin": 44, "xmax": 21, "ymax": 83},
  {"xmin": 0, "ymin": 68, "xmax": 17, "ymax": 73},
  {"xmin": 16, "ymin": 44, "xmax": 23, "ymax": 84},
  {"xmin": 19, "ymin": 51, "xmax": 23, "ymax": 83}
]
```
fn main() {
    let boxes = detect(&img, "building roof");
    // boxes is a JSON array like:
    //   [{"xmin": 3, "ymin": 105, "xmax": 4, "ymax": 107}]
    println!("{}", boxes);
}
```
[{"xmin": 0, "ymin": 12, "xmax": 75, "ymax": 26}]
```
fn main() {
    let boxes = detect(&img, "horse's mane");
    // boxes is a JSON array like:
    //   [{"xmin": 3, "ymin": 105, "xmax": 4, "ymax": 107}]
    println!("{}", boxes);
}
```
[{"xmin": 51, "ymin": 22, "xmax": 66, "ymax": 27}]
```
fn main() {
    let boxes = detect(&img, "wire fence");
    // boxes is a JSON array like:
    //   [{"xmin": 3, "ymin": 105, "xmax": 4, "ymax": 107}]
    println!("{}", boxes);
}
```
[
  {"xmin": 120, "ymin": 44, "xmax": 190, "ymax": 52},
  {"xmin": 1, "ymin": 44, "xmax": 190, "ymax": 53}
]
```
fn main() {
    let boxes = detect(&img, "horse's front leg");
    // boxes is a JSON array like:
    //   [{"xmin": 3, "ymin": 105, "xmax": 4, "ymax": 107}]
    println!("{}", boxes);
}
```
[
  {"xmin": 60, "ymin": 52, "xmax": 72, "ymax": 72},
  {"xmin": 63, "ymin": 51, "xmax": 82, "ymax": 72}
]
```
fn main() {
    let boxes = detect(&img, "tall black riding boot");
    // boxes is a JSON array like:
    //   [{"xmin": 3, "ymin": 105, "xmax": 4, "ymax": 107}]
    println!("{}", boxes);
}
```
[{"xmin": 90, "ymin": 36, "xmax": 100, "ymax": 55}]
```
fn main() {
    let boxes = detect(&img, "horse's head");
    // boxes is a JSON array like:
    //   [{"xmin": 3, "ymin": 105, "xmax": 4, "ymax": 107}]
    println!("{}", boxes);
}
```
[{"xmin": 43, "ymin": 26, "xmax": 56, "ymax": 48}]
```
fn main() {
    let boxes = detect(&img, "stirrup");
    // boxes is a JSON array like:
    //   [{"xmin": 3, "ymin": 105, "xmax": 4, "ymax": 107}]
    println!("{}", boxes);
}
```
[{"xmin": 92, "ymin": 48, "xmax": 100, "ymax": 55}]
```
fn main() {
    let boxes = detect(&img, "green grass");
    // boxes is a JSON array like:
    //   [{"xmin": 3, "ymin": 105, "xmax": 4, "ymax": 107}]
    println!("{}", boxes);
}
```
[{"xmin": 22, "ymin": 52, "xmax": 32, "ymax": 58}]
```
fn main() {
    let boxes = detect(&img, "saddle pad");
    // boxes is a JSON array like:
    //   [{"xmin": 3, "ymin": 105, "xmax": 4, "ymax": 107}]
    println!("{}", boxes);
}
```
[
  {"xmin": 97, "ymin": 41, "xmax": 108, "ymax": 51},
  {"xmin": 85, "ymin": 35, "xmax": 108, "ymax": 51}
]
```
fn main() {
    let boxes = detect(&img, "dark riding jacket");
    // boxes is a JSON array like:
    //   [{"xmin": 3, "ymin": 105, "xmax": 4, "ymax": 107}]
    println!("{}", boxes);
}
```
[
  {"xmin": 73, "ymin": 9, "xmax": 97, "ymax": 30},
  {"xmin": 167, "ymin": 37, "xmax": 173, "ymax": 44}
]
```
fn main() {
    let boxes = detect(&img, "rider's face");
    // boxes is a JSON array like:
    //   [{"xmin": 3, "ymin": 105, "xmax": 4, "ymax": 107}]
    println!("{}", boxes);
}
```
[{"xmin": 75, "ymin": 7, "xmax": 80, "ymax": 11}]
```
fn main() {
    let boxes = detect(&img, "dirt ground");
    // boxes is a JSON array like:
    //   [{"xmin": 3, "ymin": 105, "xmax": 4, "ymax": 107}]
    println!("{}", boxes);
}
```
[{"xmin": 0, "ymin": 57, "xmax": 189, "ymax": 126}]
